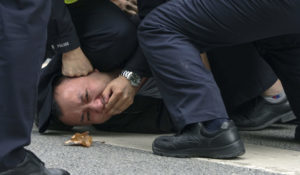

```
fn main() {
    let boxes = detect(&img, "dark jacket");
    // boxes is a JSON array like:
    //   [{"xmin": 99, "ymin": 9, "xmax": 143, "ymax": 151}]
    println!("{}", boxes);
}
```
[{"xmin": 37, "ymin": 0, "xmax": 152, "ymax": 133}]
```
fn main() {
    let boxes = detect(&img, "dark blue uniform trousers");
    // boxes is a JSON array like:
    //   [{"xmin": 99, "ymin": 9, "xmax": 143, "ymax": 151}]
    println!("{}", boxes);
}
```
[
  {"xmin": 208, "ymin": 43, "xmax": 278, "ymax": 112},
  {"xmin": 0, "ymin": 0, "xmax": 51, "ymax": 172},
  {"xmin": 138, "ymin": 0, "xmax": 300, "ymax": 130}
]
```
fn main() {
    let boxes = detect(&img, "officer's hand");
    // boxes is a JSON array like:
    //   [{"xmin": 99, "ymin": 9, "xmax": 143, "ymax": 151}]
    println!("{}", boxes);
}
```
[
  {"xmin": 110, "ymin": 0, "xmax": 137, "ymax": 15},
  {"xmin": 102, "ymin": 76, "xmax": 138, "ymax": 116},
  {"xmin": 62, "ymin": 47, "xmax": 94, "ymax": 77}
]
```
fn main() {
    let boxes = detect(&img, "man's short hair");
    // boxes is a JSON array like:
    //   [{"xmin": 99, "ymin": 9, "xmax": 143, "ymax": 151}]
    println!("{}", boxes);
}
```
[{"xmin": 47, "ymin": 76, "xmax": 73, "ymax": 131}]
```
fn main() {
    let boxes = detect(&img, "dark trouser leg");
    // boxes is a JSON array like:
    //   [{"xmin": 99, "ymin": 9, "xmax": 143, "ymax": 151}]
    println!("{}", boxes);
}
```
[
  {"xmin": 256, "ymin": 34, "xmax": 300, "ymax": 119},
  {"xmin": 0, "ymin": 0, "xmax": 51, "ymax": 172},
  {"xmin": 139, "ymin": 28, "xmax": 228, "ymax": 130},
  {"xmin": 138, "ymin": 0, "xmax": 300, "ymax": 130},
  {"xmin": 209, "ymin": 43, "xmax": 296, "ymax": 131},
  {"xmin": 208, "ymin": 44, "xmax": 278, "ymax": 112}
]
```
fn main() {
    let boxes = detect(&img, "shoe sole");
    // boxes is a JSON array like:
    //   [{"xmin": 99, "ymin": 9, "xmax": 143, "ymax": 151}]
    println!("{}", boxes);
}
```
[
  {"xmin": 280, "ymin": 111, "xmax": 296, "ymax": 123},
  {"xmin": 152, "ymin": 139, "xmax": 245, "ymax": 159},
  {"xmin": 237, "ymin": 111, "xmax": 296, "ymax": 131}
]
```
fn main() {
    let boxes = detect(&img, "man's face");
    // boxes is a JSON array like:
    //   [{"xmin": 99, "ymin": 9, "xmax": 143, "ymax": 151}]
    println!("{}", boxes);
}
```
[{"xmin": 54, "ymin": 70, "xmax": 113, "ymax": 126}]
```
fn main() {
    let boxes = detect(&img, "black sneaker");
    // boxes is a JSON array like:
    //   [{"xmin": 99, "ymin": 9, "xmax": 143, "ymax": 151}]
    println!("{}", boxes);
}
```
[
  {"xmin": 152, "ymin": 120, "xmax": 245, "ymax": 159},
  {"xmin": 230, "ymin": 97, "xmax": 295, "ymax": 131},
  {"xmin": 0, "ymin": 150, "xmax": 69, "ymax": 175}
]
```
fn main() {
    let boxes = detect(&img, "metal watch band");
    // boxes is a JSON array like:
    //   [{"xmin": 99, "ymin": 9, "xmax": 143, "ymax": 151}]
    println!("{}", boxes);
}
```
[{"xmin": 121, "ymin": 70, "xmax": 141, "ymax": 87}]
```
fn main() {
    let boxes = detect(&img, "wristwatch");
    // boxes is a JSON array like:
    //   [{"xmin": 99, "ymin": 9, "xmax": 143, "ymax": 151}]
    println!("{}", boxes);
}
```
[{"xmin": 120, "ymin": 70, "xmax": 142, "ymax": 87}]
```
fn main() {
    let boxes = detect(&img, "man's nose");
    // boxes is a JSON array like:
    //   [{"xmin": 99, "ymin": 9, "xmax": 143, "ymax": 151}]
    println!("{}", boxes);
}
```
[{"xmin": 88, "ymin": 99, "xmax": 104, "ymax": 112}]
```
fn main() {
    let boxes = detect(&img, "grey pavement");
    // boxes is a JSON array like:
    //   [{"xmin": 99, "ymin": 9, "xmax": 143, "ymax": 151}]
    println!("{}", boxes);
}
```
[{"xmin": 27, "ymin": 124, "xmax": 300, "ymax": 175}]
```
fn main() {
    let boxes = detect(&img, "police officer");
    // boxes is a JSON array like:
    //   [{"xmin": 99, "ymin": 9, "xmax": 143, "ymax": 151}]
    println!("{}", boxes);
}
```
[
  {"xmin": 138, "ymin": 0, "xmax": 300, "ymax": 158},
  {"xmin": 0, "ymin": 0, "xmax": 69, "ymax": 175},
  {"xmin": 37, "ymin": 0, "xmax": 152, "ymax": 133}
]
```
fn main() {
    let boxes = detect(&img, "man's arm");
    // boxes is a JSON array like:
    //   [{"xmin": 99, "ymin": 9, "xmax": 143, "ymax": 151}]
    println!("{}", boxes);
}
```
[
  {"xmin": 101, "ymin": 46, "xmax": 150, "ymax": 116},
  {"xmin": 102, "ymin": 74, "xmax": 147, "ymax": 116},
  {"xmin": 48, "ymin": 0, "xmax": 93, "ymax": 77}
]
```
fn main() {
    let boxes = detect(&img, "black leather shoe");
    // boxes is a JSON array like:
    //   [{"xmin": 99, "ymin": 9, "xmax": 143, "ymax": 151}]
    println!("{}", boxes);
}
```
[
  {"xmin": 152, "ymin": 120, "xmax": 245, "ymax": 159},
  {"xmin": 295, "ymin": 125, "xmax": 300, "ymax": 141},
  {"xmin": 230, "ymin": 97, "xmax": 295, "ymax": 131},
  {"xmin": 0, "ymin": 150, "xmax": 69, "ymax": 175}
]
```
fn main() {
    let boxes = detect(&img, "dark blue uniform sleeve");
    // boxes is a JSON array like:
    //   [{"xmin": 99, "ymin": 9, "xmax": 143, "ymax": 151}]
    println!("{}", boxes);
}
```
[
  {"xmin": 123, "ymin": 0, "xmax": 168, "ymax": 77},
  {"xmin": 138, "ymin": 0, "xmax": 167, "ymax": 19},
  {"xmin": 123, "ymin": 46, "xmax": 152, "ymax": 77},
  {"xmin": 48, "ymin": 0, "xmax": 80, "ymax": 54}
]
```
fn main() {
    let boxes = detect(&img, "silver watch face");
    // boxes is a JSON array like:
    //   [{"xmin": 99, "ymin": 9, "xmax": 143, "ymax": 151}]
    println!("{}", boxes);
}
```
[
  {"xmin": 122, "ymin": 70, "xmax": 141, "ymax": 87},
  {"xmin": 129, "ymin": 73, "xmax": 141, "ymax": 87}
]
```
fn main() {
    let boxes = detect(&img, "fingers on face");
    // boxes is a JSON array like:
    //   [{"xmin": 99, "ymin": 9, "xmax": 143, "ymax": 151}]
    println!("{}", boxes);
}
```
[
  {"xmin": 105, "ymin": 93, "xmax": 133, "ymax": 116},
  {"xmin": 104, "ymin": 91, "xmax": 120, "ymax": 111}
]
